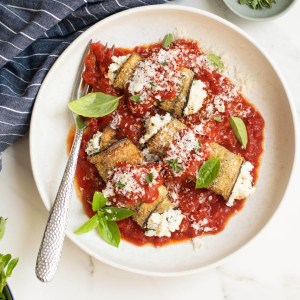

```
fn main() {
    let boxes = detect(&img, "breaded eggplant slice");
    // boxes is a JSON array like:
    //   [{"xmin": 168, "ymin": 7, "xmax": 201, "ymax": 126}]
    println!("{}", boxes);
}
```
[
  {"xmin": 158, "ymin": 68, "xmax": 194, "ymax": 116},
  {"xmin": 113, "ymin": 53, "xmax": 143, "ymax": 90},
  {"xmin": 99, "ymin": 126, "xmax": 118, "ymax": 151},
  {"xmin": 132, "ymin": 186, "xmax": 169, "ymax": 227},
  {"xmin": 146, "ymin": 118, "xmax": 186, "ymax": 157},
  {"xmin": 88, "ymin": 138, "xmax": 144, "ymax": 181},
  {"xmin": 207, "ymin": 142, "xmax": 244, "ymax": 200}
]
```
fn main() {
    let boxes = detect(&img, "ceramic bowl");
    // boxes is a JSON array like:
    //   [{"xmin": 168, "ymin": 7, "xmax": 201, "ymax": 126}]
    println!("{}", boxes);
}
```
[{"xmin": 223, "ymin": 0, "xmax": 297, "ymax": 21}]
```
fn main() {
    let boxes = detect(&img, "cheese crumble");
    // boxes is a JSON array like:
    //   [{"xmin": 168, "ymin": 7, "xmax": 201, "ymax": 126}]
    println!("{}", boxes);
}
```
[
  {"xmin": 139, "ymin": 113, "xmax": 172, "ymax": 144},
  {"xmin": 145, "ymin": 209, "xmax": 184, "ymax": 237},
  {"xmin": 227, "ymin": 161, "xmax": 255, "ymax": 207},
  {"xmin": 184, "ymin": 80, "xmax": 207, "ymax": 116},
  {"xmin": 85, "ymin": 131, "xmax": 102, "ymax": 156},
  {"xmin": 107, "ymin": 54, "xmax": 130, "ymax": 84}
]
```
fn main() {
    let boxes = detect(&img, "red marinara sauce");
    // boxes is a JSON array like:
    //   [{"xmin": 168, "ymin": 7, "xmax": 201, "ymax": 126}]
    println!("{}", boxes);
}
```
[{"xmin": 67, "ymin": 39, "xmax": 264, "ymax": 247}]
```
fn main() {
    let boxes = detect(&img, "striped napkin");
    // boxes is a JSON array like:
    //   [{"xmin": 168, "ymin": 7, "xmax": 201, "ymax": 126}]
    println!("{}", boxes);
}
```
[{"xmin": 0, "ymin": 0, "xmax": 170, "ymax": 170}]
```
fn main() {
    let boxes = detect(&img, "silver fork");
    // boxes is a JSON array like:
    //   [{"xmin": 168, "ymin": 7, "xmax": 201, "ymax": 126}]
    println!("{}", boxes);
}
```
[{"xmin": 36, "ymin": 40, "xmax": 92, "ymax": 283}]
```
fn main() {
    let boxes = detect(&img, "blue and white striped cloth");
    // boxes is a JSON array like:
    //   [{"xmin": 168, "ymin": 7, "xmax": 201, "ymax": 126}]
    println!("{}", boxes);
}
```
[{"xmin": 0, "ymin": 0, "xmax": 170, "ymax": 170}]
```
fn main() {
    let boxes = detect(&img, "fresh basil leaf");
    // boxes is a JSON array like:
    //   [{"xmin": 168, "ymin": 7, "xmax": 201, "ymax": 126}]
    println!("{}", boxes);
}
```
[
  {"xmin": 102, "ymin": 207, "xmax": 133, "ymax": 221},
  {"xmin": 196, "ymin": 158, "xmax": 220, "ymax": 188},
  {"xmin": 75, "ymin": 115, "xmax": 87, "ymax": 130},
  {"xmin": 97, "ymin": 217, "xmax": 120, "ymax": 247},
  {"xmin": 207, "ymin": 53, "xmax": 224, "ymax": 72},
  {"xmin": 130, "ymin": 94, "xmax": 142, "ymax": 103},
  {"xmin": 0, "ymin": 218, "xmax": 6, "ymax": 241},
  {"xmin": 213, "ymin": 116, "xmax": 223, "ymax": 122},
  {"xmin": 5, "ymin": 257, "xmax": 18, "ymax": 277},
  {"xmin": 229, "ymin": 116, "xmax": 248, "ymax": 149},
  {"xmin": 162, "ymin": 33, "xmax": 173, "ymax": 48},
  {"xmin": 74, "ymin": 214, "xmax": 99, "ymax": 234},
  {"xmin": 0, "ymin": 292, "xmax": 5, "ymax": 299},
  {"xmin": 68, "ymin": 92, "xmax": 122, "ymax": 118},
  {"xmin": 92, "ymin": 192, "xmax": 107, "ymax": 211},
  {"xmin": 146, "ymin": 173, "xmax": 153, "ymax": 183}
]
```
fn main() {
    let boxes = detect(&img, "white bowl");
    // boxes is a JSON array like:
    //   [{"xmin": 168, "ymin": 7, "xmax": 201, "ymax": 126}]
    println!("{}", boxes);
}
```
[{"xmin": 30, "ymin": 5, "xmax": 297, "ymax": 276}]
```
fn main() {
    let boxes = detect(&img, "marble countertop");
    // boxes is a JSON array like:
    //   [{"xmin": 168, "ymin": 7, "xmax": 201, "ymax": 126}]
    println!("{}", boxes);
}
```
[{"xmin": 0, "ymin": 0, "xmax": 299, "ymax": 299}]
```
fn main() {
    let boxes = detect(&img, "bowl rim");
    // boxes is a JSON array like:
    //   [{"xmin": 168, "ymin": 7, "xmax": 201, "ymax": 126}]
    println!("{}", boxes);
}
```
[
  {"xmin": 222, "ymin": 0, "xmax": 298, "ymax": 21},
  {"xmin": 30, "ymin": 4, "xmax": 299, "ymax": 276}
]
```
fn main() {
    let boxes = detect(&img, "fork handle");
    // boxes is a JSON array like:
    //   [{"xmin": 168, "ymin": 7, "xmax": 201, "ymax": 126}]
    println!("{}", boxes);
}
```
[{"xmin": 36, "ymin": 128, "xmax": 84, "ymax": 282}]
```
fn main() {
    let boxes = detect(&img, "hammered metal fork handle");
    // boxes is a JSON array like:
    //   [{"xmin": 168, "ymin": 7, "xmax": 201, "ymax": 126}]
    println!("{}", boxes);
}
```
[{"xmin": 36, "ymin": 127, "xmax": 84, "ymax": 282}]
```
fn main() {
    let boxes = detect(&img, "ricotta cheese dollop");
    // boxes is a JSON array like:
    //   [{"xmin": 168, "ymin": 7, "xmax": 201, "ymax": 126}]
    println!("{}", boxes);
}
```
[
  {"xmin": 227, "ymin": 161, "xmax": 255, "ymax": 207},
  {"xmin": 145, "ymin": 208, "xmax": 184, "ymax": 238},
  {"xmin": 107, "ymin": 54, "xmax": 130, "ymax": 84},
  {"xmin": 139, "ymin": 113, "xmax": 172, "ymax": 144},
  {"xmin": 184, "ymin": 80, "xmax": 207, "ymax": 116},
  {"xmin": 85, "ymin": 131, "xmax": 102, "ymax": 156}
]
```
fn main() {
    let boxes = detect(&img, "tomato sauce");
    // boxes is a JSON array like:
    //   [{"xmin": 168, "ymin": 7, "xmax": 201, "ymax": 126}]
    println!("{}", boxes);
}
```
[{"xmin": 68, "ymin": 39, "xmax": 264, "ymax": 247}]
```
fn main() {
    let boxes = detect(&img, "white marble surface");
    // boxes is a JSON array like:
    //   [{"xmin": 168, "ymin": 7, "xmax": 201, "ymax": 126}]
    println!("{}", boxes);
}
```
[{"xmin": 0, "ymin": 0, "xmax": 299, "ymax": 299}]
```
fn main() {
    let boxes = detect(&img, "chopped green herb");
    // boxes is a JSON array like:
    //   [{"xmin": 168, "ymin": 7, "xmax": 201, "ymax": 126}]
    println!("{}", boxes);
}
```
[
  {"xmin": 229, "ymin": 116, "xmax": 248, "ymax": 149},
  {"xmin": 207, "ymin": 53, "xmax": 224, "ymax": 72},
  {"xmin": 162, "ymin": 33, "xmax": 173, "ymax": 48},
  {"xmin": 196, "ymin": 158, "xmax": 220, "ymax": 189},
  {"xmin": 116, "ymin": 181, "xmax": 126, "ymax": 188},
  {"xmin": 68, "ymin": 92, "xmax": 122, "ymax": 118},
  {"xmin": 239, "ymin": 0, "xmax": 276, "ymax": 9},
  {"xmin": 167, "ymin": 158, "xmax": 184, "ymax": 173},
  {"xmin": 213, "ymin": 116, "xmax": 223, "ymax": 122},
  {"xmin": 146, "ymin": 173, "xmax": 154, "ymax": 183},
  {"xmin": 130, "ymin": 94, "xmax": 142, "ymax": 103},
  {"xmin": 75, "ymin": 192, "xmax": 133, "ymax": 248},
  {"xmin": 161, "ymin": 60, "xmax": 168, "ymax": 66},
  {"xmin": 149, "ymin": 82, "xmax": 157, "ymax": 87}
]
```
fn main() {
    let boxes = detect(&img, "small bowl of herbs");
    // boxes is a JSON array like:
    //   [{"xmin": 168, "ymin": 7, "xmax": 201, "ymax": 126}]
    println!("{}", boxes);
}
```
[
  {"xmin": 223, "ymin": 0, "xmax": 297, "ymax": 21},
  {"xmin": 0, "ymin": 217, "xmax": 18, "ymax": 300}
]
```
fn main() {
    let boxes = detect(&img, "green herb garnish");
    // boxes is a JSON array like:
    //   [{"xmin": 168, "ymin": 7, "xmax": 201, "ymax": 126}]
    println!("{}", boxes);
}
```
[
  {"xmin": 130, "ymin": 94, "xmax": 142, "ymax": 103},
  {"xmin": 239, "ymin": 0, "xmax": 276, "ymax": 9},
  {"xmin": 207, "ymin": 53, "xmax": 224, "ymax": 72},
  {"xmin": 0, "ymin": 218, "xmax": 19, "ymax": 297},
  {"xmin": 162, "ymin": 33, "xmax": 173, "ymax": 48},
  {"xmin": 229, "ymin": 116, "xmax": 248, "ymax": 149},
  {"xmin": 213, "ymin": 116, "xmax": 223, "ymax": 122},
  {"xmin": 68, "ymin": 92, "xmax": 122, "ymax": 117},
  {"xmin": 116, "ymin": 181, "xmax": 126, "ymax": 188},
  {"xmin": 146, "ymin": 173, "xmax": 153, "ymax": 183},
  {"xmin": 196, "ymin": 158, "xmax": 220, "ymax": 188},
  {"xmin": 75, "ymin": 192, "xmax": 133, "ymax": 248},
  {"xmin": 149, "ymin": 82, "xmax": 157, "ymax": 87},
  {"xmin": 161, "ymin": 60, "xmax": 168, "ymax": 66},
  {"xmin": 167, "ymin": 158, "xmax": 184, "ymax": 173},
  {"xmin": 194, "ymin": 140, "xmax": 202, "ymax": 152}
]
